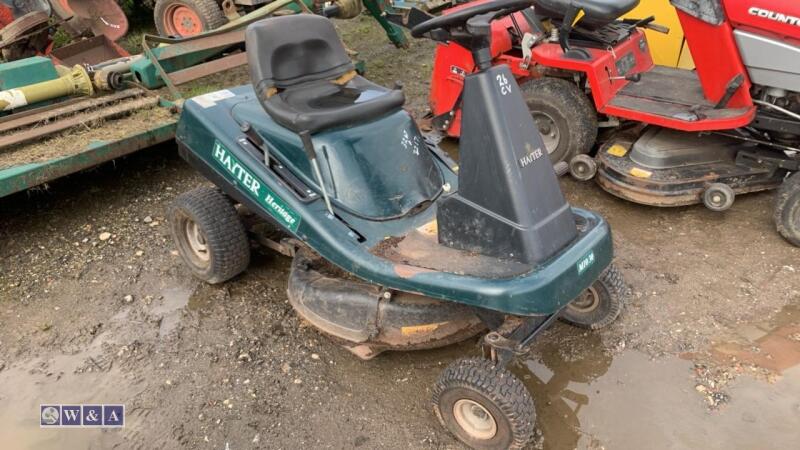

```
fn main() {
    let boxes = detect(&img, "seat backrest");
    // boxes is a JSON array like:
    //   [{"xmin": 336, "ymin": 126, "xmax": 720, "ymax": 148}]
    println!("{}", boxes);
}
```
[
  {"xmin": 246, "ymin": 15, "xmax": 354, "ymax": 101},
  {"xmin": 533, "ymin": 0, "xmax": 641, "ymax": 30}
]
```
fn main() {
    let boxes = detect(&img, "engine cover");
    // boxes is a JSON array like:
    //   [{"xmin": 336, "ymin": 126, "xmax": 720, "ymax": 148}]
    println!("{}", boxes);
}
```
[
  {"xmin": 735, "ymin": 29, "xmax": 800, "ymax": 92},
  {"xmin": 724, "ymin": 0, "xmax": 800, "ymax": 42}
]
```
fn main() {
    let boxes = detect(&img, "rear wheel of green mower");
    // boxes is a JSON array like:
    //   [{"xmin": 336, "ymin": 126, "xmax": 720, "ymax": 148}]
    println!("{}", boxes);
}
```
[
  {"xmin": 561, "ymin": 264, "xmax": 625, "ymax": 330},
  {"xmin": 774, "ymin": 171, "xmax": 800, "ymax": 247},
  {"xmin": 432, "ymin": 358, "xmax": 535, "ymax": 450},
  {"xmin": 169, "ymin": 186, "xmax": 250, "ymax": 283}
]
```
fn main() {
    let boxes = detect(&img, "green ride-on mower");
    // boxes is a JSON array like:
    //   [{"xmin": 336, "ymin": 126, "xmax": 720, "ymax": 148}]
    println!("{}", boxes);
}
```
[{"xmin": 168, "ymin": 3, "xmax": 626, "ymax": 448}]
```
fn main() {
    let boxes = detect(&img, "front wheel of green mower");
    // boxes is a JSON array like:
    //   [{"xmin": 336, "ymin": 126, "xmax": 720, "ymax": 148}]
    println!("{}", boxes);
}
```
[
  {"xmin": 169, "ymin": 186, "xmax": 250, "ymax": 284},
  {"xmin": 560, "ymin": 264, "xmax": 626, "ymax": 330},
  {"xmin": 432, "ymin": 358, "xmax": 535, "ymax": 450}
]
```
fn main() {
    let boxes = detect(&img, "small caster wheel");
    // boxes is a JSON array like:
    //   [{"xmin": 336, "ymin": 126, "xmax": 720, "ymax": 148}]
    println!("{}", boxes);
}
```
[
  {"xmin": 569, "ymin": 154, "xmax": 597, "ymax": 181},
  {"xmin": 169, "ymin": 186, "xmax": 251, "ymax": 283},
  {"xmin": 703, "ymin": 183, "xmax": 735, "ymax": 211},
  {"xmin": 774, "ymin": 171, "xmax": 800, "ymax": 246},
  {"xmin": 553, "ymin": 161, "xmax": 569, "ymax": 177},
  {"xmin": 432, "ymin": 358, "xmax": 535, "ymax": 450},
  {"xmin": 561, "ymin": 264, "xmax": 625, "ymax": 330}
]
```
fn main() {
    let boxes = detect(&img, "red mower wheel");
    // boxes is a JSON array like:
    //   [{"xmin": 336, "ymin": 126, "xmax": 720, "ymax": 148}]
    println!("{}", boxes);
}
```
[
  {"xmin": 520, "ymin": 77, "xmax": 597, "ymax": 165},
  {"xmin": 774, "ymin": 171, "xmax": 800, "ymax": 247},
  {"xmin": 154, "ymin": 0, "xmax": 226, "ymax": 37}
]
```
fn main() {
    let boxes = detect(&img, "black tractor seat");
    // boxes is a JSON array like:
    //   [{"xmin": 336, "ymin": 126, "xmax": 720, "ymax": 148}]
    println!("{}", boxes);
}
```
[
  {"xmin": 245, "ymin": 15, "xmax": 405, "ymax": 134},
  {"xmin": 533, "ymin": 0, "xmax": 641, "ymax": 30},
  {"xmin": 259, "ymin": 75, "xmax": 405, "ymax": 134}
]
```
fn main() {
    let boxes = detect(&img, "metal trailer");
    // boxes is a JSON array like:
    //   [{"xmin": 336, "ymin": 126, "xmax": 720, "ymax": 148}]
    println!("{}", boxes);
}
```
[
  {"xmin": 0, "ymin": 90, "xmax": 178, "ymax": 199},
  {"xmin": 0, "ymin": 0, "xmax": 332, "ymax": 197}
]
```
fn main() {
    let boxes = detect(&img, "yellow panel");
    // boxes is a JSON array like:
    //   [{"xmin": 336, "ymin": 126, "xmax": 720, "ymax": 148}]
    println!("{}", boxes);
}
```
[
  {"xmin": 630, "ymin": 167, "xmax": 653, "ymax": 178},
  {"xmin": 623, "ymin": 0, "xmax": 695, "ymax": 69},
  {"xmin": 677, "ymin": 40, "xmax": 695, "ymax": 69},
  {"xmin": 401, "ymin": 322, "xmax": 447, "ymax": 336},
  {"xmin": 416, "ymin": 219, "xmax": 438, "ymax": 235},
  {"xmin": 607, "ymin": 144, "xmax": 629, "ymax": 157}
]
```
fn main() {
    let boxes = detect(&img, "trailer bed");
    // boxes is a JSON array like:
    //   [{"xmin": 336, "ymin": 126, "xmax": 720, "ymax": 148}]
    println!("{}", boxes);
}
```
[{"xmin": 0, "ymin": 93, "xmax": 178, "ymax": 198}]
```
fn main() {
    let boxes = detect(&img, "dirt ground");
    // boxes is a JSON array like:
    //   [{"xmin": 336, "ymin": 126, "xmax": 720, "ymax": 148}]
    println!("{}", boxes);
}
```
[{"xmin": 1, "ymin": 16, "xmax": 799, "ymax": 450}]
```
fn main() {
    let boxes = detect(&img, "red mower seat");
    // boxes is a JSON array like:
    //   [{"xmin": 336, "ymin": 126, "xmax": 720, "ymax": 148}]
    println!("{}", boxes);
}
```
[{"xmin": 534, "ymin": 0, "xmax": 641, "ymax": 29}]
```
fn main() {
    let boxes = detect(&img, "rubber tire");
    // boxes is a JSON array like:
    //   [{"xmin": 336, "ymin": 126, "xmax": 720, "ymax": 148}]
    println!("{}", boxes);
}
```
[
  {"xmin": 569, "ymin": 153, "xmax": 597, "ymax": 181},
  {"xmin": 774, "ymin": 172, "xmax": 800, "ymax": 246},
  {"xmin": 154, "ymin": 0, "xmax": 227, "ymax": 37},
  {"xmin": 169, "ymin": 186, "xmax": 250, "ymax": 283},
  {"xmin": 520, "ymin": 77, "xmax": 597, "ymax": 165},
  {"xmin": 703, "ymin": 183, "xmax": 735, "ymax": 212},
  {"xmin": 432, "ymin": 358, "xmax": 535, "ymax": 450},
  {"xmin": 560, "ymin": 264, "xmax": 625, "ymax": 330}
]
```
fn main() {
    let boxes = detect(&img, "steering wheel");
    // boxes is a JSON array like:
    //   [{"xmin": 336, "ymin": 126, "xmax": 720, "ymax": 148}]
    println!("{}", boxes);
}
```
[{"xmin": 411, "ymin": 0, "xmax": 535, "ymax": 38}]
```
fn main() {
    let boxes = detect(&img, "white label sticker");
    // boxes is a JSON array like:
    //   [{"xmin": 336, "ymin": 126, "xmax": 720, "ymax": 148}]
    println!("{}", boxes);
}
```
[
  {"xmin": 519, "ymin": 147, "xmax": 544, "ymax": 168},
  {"xmin": 577, "ymin": 251, "xmax": 595, "ymax": 275},
  {"xmin": 401, "ymin": 129, "xmax": 421, "ymax": 156},
  {"xmin": 192, "ymin": 89, "xmax": 236, "ymax": 108},
  {"xmin": 496, "ymin": 73, "xmax": 512, "ymax": 96}
]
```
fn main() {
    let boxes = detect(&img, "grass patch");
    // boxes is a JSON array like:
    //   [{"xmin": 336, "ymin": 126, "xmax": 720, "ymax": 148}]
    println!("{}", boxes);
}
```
[{"xmin": 182, "ymin": 84, "xmax": 222, "ymax": 98}]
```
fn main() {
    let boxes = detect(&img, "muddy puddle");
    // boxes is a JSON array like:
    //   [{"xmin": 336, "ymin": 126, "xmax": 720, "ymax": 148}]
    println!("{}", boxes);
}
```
[
  {"xmin": 0, "ymin": 308, "xmax": 139, "ymax": 449},
  {"xmin": 1, "ymin": 276, "xmax": 798, "ymax": 449},
  {"xmin": 0, "ymin": 282, "xmax": 207, "ymax": 449},
  {"xmin": 710, "ymin": 305, "xmax": 800, "ymax": 375},
  {"xmin": 518, "ymin": 319, "xmax": 800, "ymax": 450},
  {"xmin": 368, "ymin": 306, "xmax": 800, "ymax": 450}
]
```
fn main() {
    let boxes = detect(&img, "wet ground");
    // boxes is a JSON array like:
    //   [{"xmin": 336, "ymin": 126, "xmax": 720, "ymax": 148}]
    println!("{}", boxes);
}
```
[{"xmin": 1, "ymin": 16, "xmax": 800, "ymax": 450}]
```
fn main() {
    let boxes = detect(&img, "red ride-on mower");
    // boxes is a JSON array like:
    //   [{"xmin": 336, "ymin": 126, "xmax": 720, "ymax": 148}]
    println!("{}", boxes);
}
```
[
  {"xmin": 422, "ymin": 0, "xmax": 800, "ymax": 245},
  {"xmin": 424, "ymin": 0, "xmax": 600, "ymax": 164},
  {"xmin": 150, "ymin": 0, "xmax": 260, "ymax": 37}
]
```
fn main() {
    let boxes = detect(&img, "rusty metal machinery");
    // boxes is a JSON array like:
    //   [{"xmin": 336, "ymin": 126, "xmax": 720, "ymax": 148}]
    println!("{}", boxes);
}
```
[{"xmin": 0, "ymin": 10, "xmax": 50, "ymax": 61}]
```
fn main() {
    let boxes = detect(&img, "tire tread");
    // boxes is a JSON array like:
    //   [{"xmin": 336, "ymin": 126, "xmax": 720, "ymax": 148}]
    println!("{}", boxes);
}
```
[
  {"xmin": 561, "ymin": 264, "xmax": 626, "ymax": 330},
  {"xmin": 432, "ymin": 358, "xmax": 535, "ymax": 450},
  {"xmin": 154, "ymin": 0, "xmax": 227, "ymax": 36},
  {"xmin": 774, "ymin": 172, "xmax": 800, "ymax": 246},
  {"xmin": 520, "ymin": 77, "xmax": 597, "ymax": 164},
  {"xmin": 169, "ymin": 186, "xmax": 250, "ymax": 283}
]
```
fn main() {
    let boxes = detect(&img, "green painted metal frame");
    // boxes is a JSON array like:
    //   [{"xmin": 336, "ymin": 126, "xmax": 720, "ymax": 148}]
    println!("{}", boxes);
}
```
[
  {"xmin": 133, "ymin": 0, "xmax": 408, "ymax": 92},
  {"xmin": 363, "ymin": 0, "xmax": 409, "ymax": 48},
  {"xmin": 0, "ymin": 0, "xmax": 412, "ymax": 199},
  {"xmin": 176, "ymin": 85, "xmax": 614, "ymax": 316}
]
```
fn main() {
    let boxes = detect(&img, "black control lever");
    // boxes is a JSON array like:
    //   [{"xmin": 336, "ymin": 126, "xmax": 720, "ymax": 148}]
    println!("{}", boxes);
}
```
[
  {"xmin": 715, "ymin": 74, "xmax": 745, "ymax": 109},
  {"xmin": 385, "ymin": 7, "xmax": 436, "ymax": 29},
  {"xmin": 466, "ymin": 9, "xmax": 514, "ymax": 69},
  {"xmin": 609, "ymin": 73, "xmax": 642, "ymax": 82},
  {"xmin": 322, "ymin": 4, "xmax": 340, "ymax": 17},
  {"xmin": 622, "ymin": 16, "xmax": 670, "ymax": 34}
]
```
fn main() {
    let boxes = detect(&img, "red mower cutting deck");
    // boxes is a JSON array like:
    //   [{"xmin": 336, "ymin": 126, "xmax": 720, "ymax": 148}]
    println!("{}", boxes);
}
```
[{"xmin": 419, "ymin": 0, "xmax": 800, "ymax": 246}]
